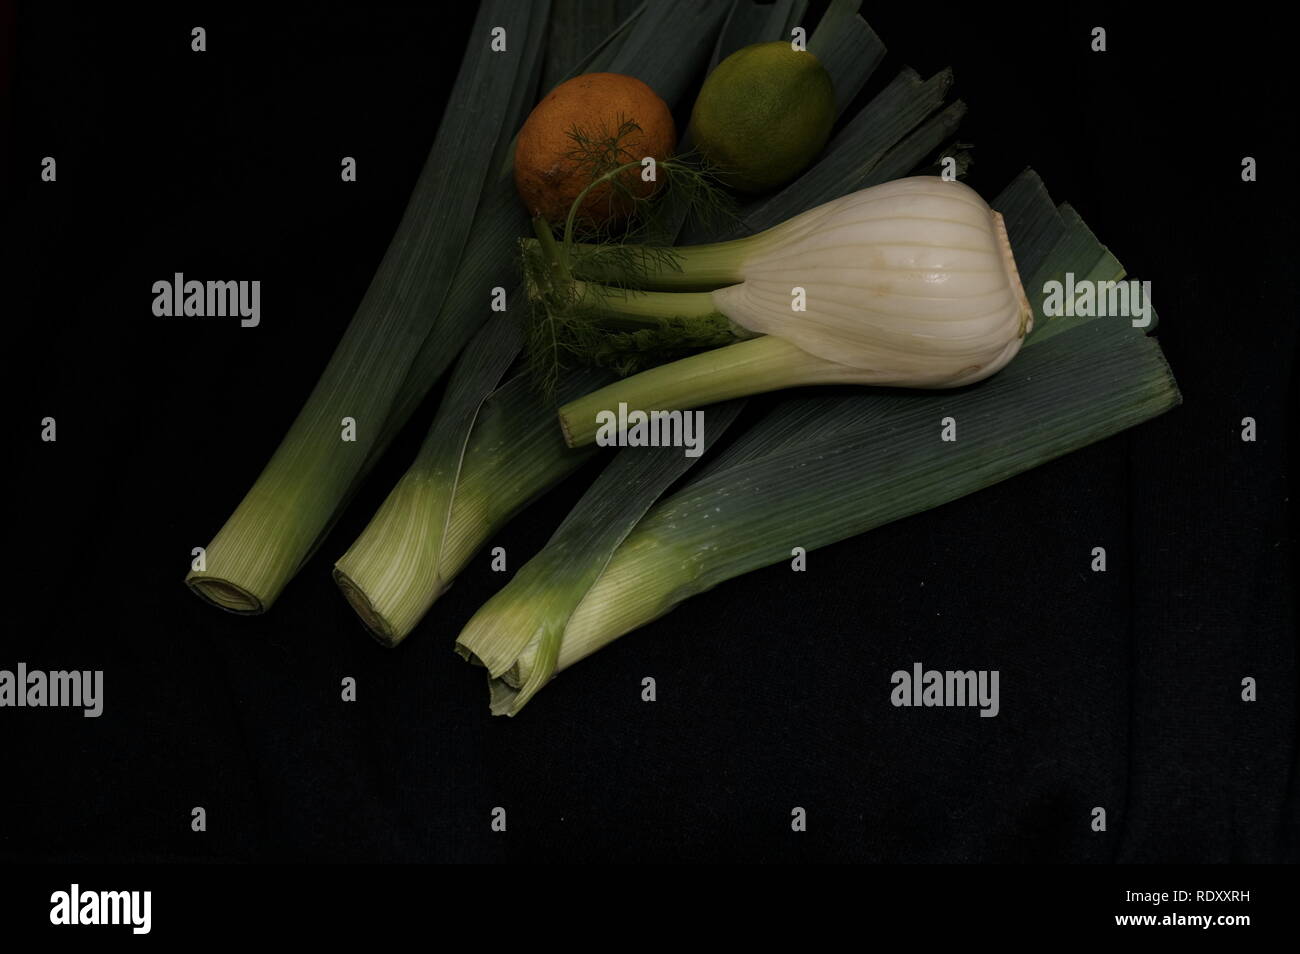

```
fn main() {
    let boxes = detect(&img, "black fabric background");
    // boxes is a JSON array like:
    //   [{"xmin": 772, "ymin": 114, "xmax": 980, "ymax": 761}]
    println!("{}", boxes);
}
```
[{"xmin": 2, "ymin": 2, "xmax": 1295, "ymax": 865}]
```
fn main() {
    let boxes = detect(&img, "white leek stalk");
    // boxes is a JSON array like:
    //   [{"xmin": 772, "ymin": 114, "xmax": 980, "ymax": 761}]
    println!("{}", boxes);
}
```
[{"xmin": 552, "ymin": 177, "xmax": 1033, "ymax": 446}]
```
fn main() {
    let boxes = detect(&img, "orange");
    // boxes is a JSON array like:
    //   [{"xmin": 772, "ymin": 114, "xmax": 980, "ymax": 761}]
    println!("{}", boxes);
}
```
[{"xmin": 514, "ymin": 73, "xmax": 676, "ymax": 228}]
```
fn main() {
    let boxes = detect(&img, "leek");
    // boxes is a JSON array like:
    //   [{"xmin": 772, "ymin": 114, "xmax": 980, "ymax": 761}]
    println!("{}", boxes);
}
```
[
  {"xmin": 710, "ymin": 0, "xmax": 811, "ymax": 74},
  {"xmin": 457, "ymin": 400, "xmax": 744, "ymax": 714},
  {"xmin": 185, "ymin": 0, "xmax": 550, "ymax": 613},
  {"xmin": 806, "ymin": 0, "xmax": 882, "ymax": 115},
  {"xmin": 333, "ymin": 311, "xmax": 610, "ymax": 645}
]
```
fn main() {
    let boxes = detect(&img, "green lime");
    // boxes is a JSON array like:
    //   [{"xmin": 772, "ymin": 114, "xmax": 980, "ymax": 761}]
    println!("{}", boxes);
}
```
[{"xmin": 689, "ymin": 42, "xmax": 836, "ymax": 194}]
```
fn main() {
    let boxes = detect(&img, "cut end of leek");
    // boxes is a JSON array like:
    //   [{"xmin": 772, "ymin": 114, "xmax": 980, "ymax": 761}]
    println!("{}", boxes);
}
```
[
  {"xmin": 185, "ymin": 575, "xmax": 266, "ymax": 615},
  {"xmin": 332, "ymin": 566, "xmax": 400, "ymax": 648},
  {"xmin": 455, "ymin": 575, "xmax": 561, "ymax": 715},
  {"xmin": 487, "ymin": 671, "xmax": 528, "ymax": 717},
  {"xmin": 463, "ymin": 647, "xmax": 535, "ymax": 717},
  {"xmin": 484, "ymin": 641, "xmax": 557, "ymax": 717},
  {"xmin": 462, "ymin": 649, "xmax": 533, "ymax": 717}
]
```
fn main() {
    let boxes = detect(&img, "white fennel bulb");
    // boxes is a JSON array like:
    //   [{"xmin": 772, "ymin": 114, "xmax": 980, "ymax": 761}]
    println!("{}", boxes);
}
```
[
  {"xmin": 530, "ymin": 177, "xmax": 1034, "ymax": 447},
  {"xmin": 710, "ymin": 176, "xmax": 1031, "ymax": 387}
]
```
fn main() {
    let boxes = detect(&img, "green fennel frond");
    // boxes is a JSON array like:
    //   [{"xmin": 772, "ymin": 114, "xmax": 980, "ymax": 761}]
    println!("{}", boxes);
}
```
[{"xmin": 520, "ymin": 125, "xmax": 738, "ymax": 398}]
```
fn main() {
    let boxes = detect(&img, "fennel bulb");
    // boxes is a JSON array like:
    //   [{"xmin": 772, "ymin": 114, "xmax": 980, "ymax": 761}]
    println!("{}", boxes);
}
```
[{"xmin": 543, "ymin": 177, "xmax": 1034, "ymax": 447}]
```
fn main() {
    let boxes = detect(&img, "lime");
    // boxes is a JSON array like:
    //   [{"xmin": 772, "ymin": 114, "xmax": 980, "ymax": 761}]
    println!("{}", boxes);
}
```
[{"xmin": 688, "ymin": 42, "xmax": 836, "ymax": 194}]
